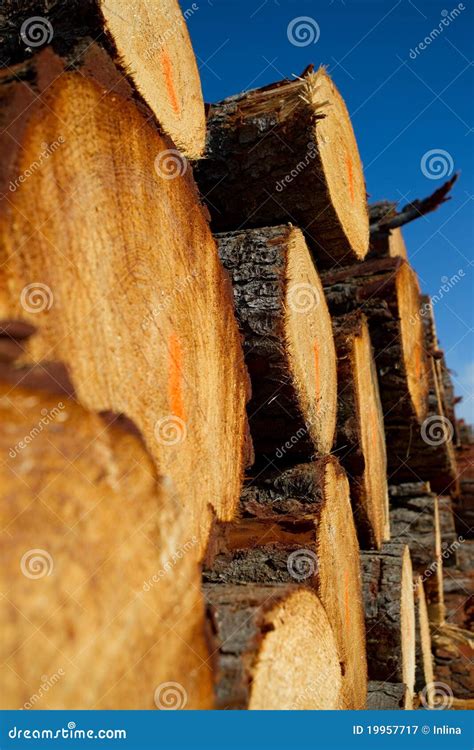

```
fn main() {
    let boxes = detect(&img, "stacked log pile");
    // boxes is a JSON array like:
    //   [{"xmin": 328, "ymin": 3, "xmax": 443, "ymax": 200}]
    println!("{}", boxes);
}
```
[{"xmin": 0, "ymin": 2, "xmax": 471, "ymax": 711}]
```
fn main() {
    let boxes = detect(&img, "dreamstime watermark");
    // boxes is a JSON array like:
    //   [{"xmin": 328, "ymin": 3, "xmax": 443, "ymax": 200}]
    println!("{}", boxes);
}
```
[
  {"xmin": 154, "ymin": 149, "xmax": 188, "ymax": 180},
  {"xmin": 421, "ymin": 148, "xmax": 454, "ymax": 180},
  {"xmin": 23, "ymin": 670, "xmax": 65, "ymax": 709},
  {"xmin": 142, "ymin": 536, "xmax": 198, "ymax": 591},
  {"xmin": 154, "ymin": 681, "xmax": 188, "ymax": 710},
  {"xmin": 287, "ymin": 549, "xmax": 318, "ymax": 581},
  {"xmin": 410, "ymin": 269, "xmax": 465, "ymax": 325},
  {"xmin": 418, "ymin": 536, "xmax": 464, "ymax": 588},
  {"xmin": 409, "ymin": 4, "xmax": 466, "ymax": 59},
  {"xmin": 9, "ymin": 137, "xmax": 65, "ymax": 193},
  {"xmin": 154, "ymin": 415, "xmax": 187, "ymax": 446},
  {"xmin": 144, "ymin": 3, "xmax": 199, "ymax": 60},
  {"xmin": 287, "ymin": 16, "xmax": 320, "ymax": 46},
  {"xmin": 275, "ymin": 140, "xmax": 317, "ymax": 192},
  {"xmin": 20, "ymin": 282, "xmax": 54, "ymax": 314},
  {"xmin": 287, "ymin": 282, "xmax": 320, "ymax": 313},
  {"xmin": 9, "ymin": 402, "xmax": 66, "ymax": 458},
  {"xmin": 20, "ymin": 549, "xmax": 54, "ymax": 579},
  {"xmin": 421, "ymin": 415, "xmax": 454, "ymax": 446},
  {"xmin": 420, "ymin": 681, "xmax": 454, "ymax": 710},
  {"xmin": 20, "ymin": 16, "xmax": 53, "ymax": 48}
]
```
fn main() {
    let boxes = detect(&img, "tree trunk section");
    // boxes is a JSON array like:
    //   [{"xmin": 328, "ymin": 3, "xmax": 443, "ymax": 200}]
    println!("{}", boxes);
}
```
[
  {"xmin": 332, "ymin": 311, "xmax": 389, "ymax": 549},
  {"xmin": 0, "ymin": 0, "xmax": 205, "ymax": 157},
  {"xmin": 361, "ymin": 544, "xmax": 416, "ymax": 709},
  {"xmin": 388, "ymin": 483, "xmax": 446, "ymax": 623},
  {"xmin": 368, "ymin": 227, "xmax": 408, "ymax": 260},
  {"xmin": 414, "ymin": 577, "xmax": 435, "ymax": 702},
  {"xmin": 0, "ymin": 381, "xmax": 213, "ymax": 709},
  {"xmin": 196, "ymin": 68, "xmax": 369, "ymax": 266},
  {"xmin": 204, "ymin": 457, "xmax": 367, "ymax": 709},
  {"xmin": 322, "ymin": 258, "xmax": 450, "ymax": 488},
  {"xmin": 204, "ymin": 584, "xmax": 343, "ymax": 709},
  {"xmin": 216, "ymin": 226, "xmax": 337, "ymax": 462},
  {"xmin": 0, "ymin": 46, "xmax": 251, "ymax": 558}
]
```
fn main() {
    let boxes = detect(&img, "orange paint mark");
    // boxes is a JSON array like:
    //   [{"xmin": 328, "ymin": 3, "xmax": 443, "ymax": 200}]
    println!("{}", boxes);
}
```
[
  {"xmin": 314, "ymin": 342, "xmax": 320, "ymax": 402},
  {"xmin": 344, "ymin": 569, "xmax": 351, "ymax": 631},
  {"xmin": 345, "ymin": 152, "xmax": 355, "ymax": 203},
  {"xmin": 168, "ymin": 332, "xmax": 185, "ymax": 420},
  {"xmin": 160, "ymin": 49, "xmax": 180, "ymax": 116}
]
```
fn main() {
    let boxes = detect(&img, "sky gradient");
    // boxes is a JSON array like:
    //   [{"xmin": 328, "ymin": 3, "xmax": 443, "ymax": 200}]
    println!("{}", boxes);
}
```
[{"xmin": 181, "ymin": 0, "xmax": 473, "ymax": 422}]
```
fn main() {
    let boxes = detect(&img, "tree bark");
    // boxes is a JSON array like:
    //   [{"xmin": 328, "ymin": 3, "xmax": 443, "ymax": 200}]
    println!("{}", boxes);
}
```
[
  {"xmin": 332, "ymin": 311, "xmax": 389, "ymax": 549},
  {"xmin": 368, "ymin": 227, "xmax": 408, "ymax": 260},
  {"xmin": 0, "ymin": 381, "xmax": 213, "ymax": 709},
  {"xmin": 367, "ymin": 682, "xmax": 407, "ymax": 710},
  {"xmin": 216, "ymin": 225, "xmax": 337, "ymax": 462},
  {"xmin": 361, "ymin": 544, "xmax": 416, "ymax": 709},
  {"xmin": 322, "ymin": 258, "xmax": 459, "ymax": 491},
  {"xmin": 0, "ymin": 0, "xmax": 205, "ymax": 157},
  {"xmin": 196, "ymin": 68, "xmax": 369, "ymax": 266},
  {"xmin": 204, "ymin": 584, "xmax": 343, "ymax": 709},
  {"xmin": 204, "ymin": 457, "xmax": 368, "ymax": 709},
  {"xmin": 0, "ymin": 45, "xmax": 251, "ymax": 558}
]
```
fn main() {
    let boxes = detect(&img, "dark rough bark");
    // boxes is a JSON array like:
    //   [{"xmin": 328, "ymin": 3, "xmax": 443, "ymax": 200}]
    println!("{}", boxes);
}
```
[
  {"xmin": 432, "ymin": 625, "xmax": 474, "ymax": 699},
  {"xmin": 0, "ymin": 1, "xmax": 110, "ymax": 66},
  {"xmin": 216, "ymin": 226, "xmax": 336, "ymax": 462},
  {"xmin": 360, "ymin": 544, "xmax": 414, "ymax": 689},
  {"xmin": 204, "ymin": 583, "xmax": 297, "ymax": 709},
  {"xmin": 367, "ymin": 681, "xmax": 406, "ymax": 710},
  {"xmin": 195, "ymin": 70, "xmax": 369, "ymax": 266}
]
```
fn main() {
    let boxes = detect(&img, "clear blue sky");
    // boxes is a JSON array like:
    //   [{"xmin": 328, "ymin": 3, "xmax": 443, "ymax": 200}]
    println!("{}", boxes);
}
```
[{"xmin": 181, "ymin": 0, "xmax": 473, "ymax": 422}]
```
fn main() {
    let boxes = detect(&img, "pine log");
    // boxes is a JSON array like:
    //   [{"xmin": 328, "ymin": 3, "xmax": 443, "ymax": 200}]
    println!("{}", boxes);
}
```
[
  {"xmin": 443, "ymin": 540, "xmax": 474, "ymax": 630},
  {"xmin": 368, "ymin": 227, "xmax": 408, "ymax": 260},
  {"xmin": 414, "ymin": 577, "xmax": 435, "ymax": 701},
  {"xmin": 0, "ymin": 381, "xmax": 213, "ymax": 709},
  {"xmin": 367, "ymin": 682, "xmax": 407, "ymax": 710},
  {"xmin": 0, "ymin": 46, "xmax": 251, "ymax": 557},
  {"xmin": 204, "ymin": 584, "xmax": 343, "ymax": 709},
  {"xmin": 216, "ymin": 226, "xmax": 337, "ymax": 462},
  {"xmin": 204, "ymin": 457, "xmax": 367, "ymax": 709},
  {"xmin": 388, "ymin": 483, "xmax": 445, "ymax": 623},
  {"xmin": 361, "ymin": 544, "xmax": 416, "ymax": 709},
  {"xmin": 0, "ymin": 0, "xmax": 205, "ymax": 157},
  {"xmin": 322, "ymin": 257, "xmax": 456, "ymax": 490},
  {"xmin": 196, "ymin": 68, "xmax": 369, "ymax": 266},
  {"xmin": 332, "ymin": 311, "xmax": 389, "ymax": 548}
]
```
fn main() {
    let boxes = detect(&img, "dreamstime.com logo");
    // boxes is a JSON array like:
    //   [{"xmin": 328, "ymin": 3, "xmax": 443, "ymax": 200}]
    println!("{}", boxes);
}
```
[
  {"xmin": 288, "ymin": 282, "xmax": 320, "ymax": 313},
  {"xmin": 287, "ymin": 549, "xmax": 318, "ymax": 581},
  {"xmin": 20, "ymin": 282, "xmax": 53, "ymax": 313},
  {"xmin": 287, "ymin": 16, "xmax": 320, "ymax": 46},
  {"xmin": 20, "ymin": 16, "xmax": 53, "ymax": 47},
  {"xmin": 421, "ymin": 681, "xmax": 454, "ymax": 710},
  {"xmin": 420, "ymin": 149, "xmax": 454, "ymax": 180},
  {"xmin": 421, "ymin": 415, "xmax": 454, "ymax": 446},
  {"xmin": 154, "ymin": 149, "xmax": 188, "ymax": 180},
  {"xmin": 154, "ymin": 415, "xmax": 187, "ymax": 446},
  {"xmin": 20, "ymin": 549, "xmax": 54, "ymax": 579},
  {"xmin": 154, "ymin": 681, "xmax": 188, "ymax": 710}
]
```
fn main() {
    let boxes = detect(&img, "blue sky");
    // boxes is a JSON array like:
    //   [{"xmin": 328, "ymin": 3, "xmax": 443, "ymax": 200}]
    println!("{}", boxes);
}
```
[{"xmin": 181, "ymin": 0, "xmax": 473, "ymax": 422}]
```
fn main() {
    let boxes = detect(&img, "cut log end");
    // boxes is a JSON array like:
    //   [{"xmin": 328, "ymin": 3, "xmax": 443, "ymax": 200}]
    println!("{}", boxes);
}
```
[
  {"xmin": 198, "ymin": 68, "xmax": 368, "ymax": 265},
  {"xmin": 333, "ymin": 312, "xmax": 389, "ymax": 548},
  {"xmin": 307, "ymin": 69, "xmax": 368, "ymax": 260},
  {"xmin": 205, "ymin": 584, "xmax": 343, "ymax": 710},
  {"xmin": 396, "ymin": 262, "xmax": 430, "ymax": 422}
]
